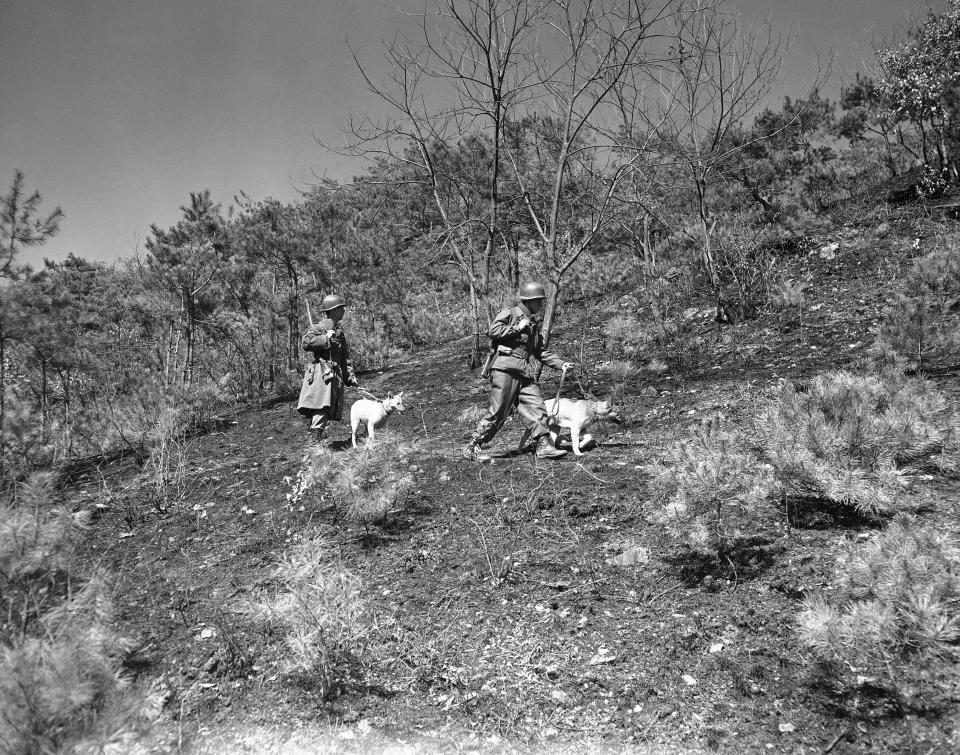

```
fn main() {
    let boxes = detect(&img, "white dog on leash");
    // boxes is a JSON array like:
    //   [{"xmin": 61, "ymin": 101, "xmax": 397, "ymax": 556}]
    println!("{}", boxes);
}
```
[
  {"xmin": 350, "ymin": 392, "xmax": 406, "ymax": 448},
  {"xmin": 543, "ymin": 397, "xmax": 623, "ymax": 456}
]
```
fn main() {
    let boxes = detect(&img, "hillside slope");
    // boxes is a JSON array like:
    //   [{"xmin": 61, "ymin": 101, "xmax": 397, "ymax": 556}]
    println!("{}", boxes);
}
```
[{"xmin": 65, "ymin": 216, "xmax": 960, "ymax": 754}]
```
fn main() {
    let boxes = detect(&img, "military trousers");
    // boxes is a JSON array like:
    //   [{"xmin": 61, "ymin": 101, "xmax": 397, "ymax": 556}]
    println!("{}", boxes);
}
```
[{"xmin": 473, "ymin": 369, "xmax": 550, "ymax": 446}]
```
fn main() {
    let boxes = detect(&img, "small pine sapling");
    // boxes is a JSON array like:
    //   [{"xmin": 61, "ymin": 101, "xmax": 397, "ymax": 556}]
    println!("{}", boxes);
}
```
[
  {"xmin": 285, "ymin": 433, "xmax": 416, "ymax": 526},
  {"xmin": 251, "ymin": 539, "xmax": 367, "ymax": 697},
  {"xmin": 871, "ymin": 240, "xmax": 960, "ymax": 372},
  {"xmin": 799, "ymin": 515, "xmax": 960, "ymax": 710},
  {"xmin": 0, "ymin": 474, "xmax": 162, "ymax": 752},
  {"xmin": 648, "ymin": 419, "xmax": 776, "ymax": 562},
  {"xmin": 760, "ymin": 370, "xmax": 954, "ymax": 516},
  {"xmin": 771, "ymin": 278, "xmax": 806, "ymax": 337}
]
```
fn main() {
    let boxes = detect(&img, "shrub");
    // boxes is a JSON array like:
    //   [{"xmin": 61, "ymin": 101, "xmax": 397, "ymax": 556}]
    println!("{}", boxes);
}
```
[
  {"xmin": 759, "ymin": 370, "xmax": 953, "ymax": 516},
  {"xmin": 770, "ymin": 278, "xmax": 807, "ymax": 331},
  {"xmin": 346, "ymin": 319, "xmax": 403, "ymax": 372},
  {"xmin": 1, "ymin": 390, "xmax": 64, "ymax": 479},
  {"xmin": 0, "ymin": 474, "xmax": 162, "ymax": 753},
  {"xmin": 603, "ymin": 314, "xmax": 646, "ymax": 358},
  {"xmin": 252, "ymin": 539, "xmax": 367, "ymax": 697},
  {"xmin": 286, "ymin": 433, "xmax": 416, "ymax": 525},
  {"xmin": 602, "ymin": 277, "xmax": 708, "ymax": 373},
  {"xmin": 648, "ymin": 419, "xmax": 777, "ymax": 560},
  {"xmin": 799, "ymin": 515, "xmax": 960, "ymax": 710},
  {"xmin": 872, "ymin": 239, "xmax": 960, "ymax": 372},
  {"xmin": 142, "ymin": 406, "xmax": 189, "ymax": 508},
  {"xmin": 0, "ymin": 473, "xmax": 88, "ymax": 634},
  {"xmin": 596, "ymin": 359, "xmax": 640, "ymax": 401},
  {"xmin": 713, "ymin": 228, "xmax": 777, "ymax": 320}
]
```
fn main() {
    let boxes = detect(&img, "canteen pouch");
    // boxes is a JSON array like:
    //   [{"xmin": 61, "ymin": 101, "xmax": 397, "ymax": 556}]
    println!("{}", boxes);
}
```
[
  {"xmin": 480, "ymin": 347, "xmax": 496, "ymax": 380},
  {"xmin": 307, "ymin": 361, "xmax": 335, "ymax": 385},
  {"xmin": 320, "ymin": 361, "xmax": 334, "ymax": 384}
]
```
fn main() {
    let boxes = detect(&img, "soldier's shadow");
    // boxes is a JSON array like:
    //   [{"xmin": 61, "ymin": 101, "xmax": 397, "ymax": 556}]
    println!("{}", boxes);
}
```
[
  {"xmin": 328, "ymin": 439, "xmax": 353, "ymax": 452},
  {"xmin": 494, "ymin": 437, "xmax": 605, "ymax": 458}
]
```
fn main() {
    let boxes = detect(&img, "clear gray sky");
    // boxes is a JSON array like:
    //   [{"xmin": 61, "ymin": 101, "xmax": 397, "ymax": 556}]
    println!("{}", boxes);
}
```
[{"xmin": 0, "ymin": 0, "xmax": 934, "ymax": 266}]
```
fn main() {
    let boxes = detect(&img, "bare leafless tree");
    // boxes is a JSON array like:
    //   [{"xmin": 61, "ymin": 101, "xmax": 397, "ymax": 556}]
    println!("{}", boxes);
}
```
[
  {"xmin": 505, "ymin": 0, "xmax": 682, "ymax": 339},
  {"xmin": 332, "ymin": 0, "xmax": 540, "ymax": 365},
  {"xmin": 628, "ymin": 1, "xmax": 795, "ymax": 295}
]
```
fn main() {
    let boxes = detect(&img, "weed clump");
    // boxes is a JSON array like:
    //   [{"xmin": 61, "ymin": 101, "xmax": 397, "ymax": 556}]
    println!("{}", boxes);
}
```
[
  {"xmin": 648, "ymin": 419, "xmax": 776, "ymax": 560},
  {"xmin": 252, "ymin": 539, "xmax": 367, "ymax": 698},
  {"xmin": 759, "ymin": 370, "xmax": 952, "ymax": 516},
  {"xmin": 799, "ymin": 515, "xmax": 960, "ymax": 711},
  {"xmin": 287, "ymin": 433, "xmax": 416, "ymax": 525}
]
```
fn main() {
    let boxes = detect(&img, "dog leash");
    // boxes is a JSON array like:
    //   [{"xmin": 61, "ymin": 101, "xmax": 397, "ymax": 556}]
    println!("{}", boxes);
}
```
[
  {"xmin": 354, "ymin": 386, "xmax": 386, "ymax": 402},
  {"xmin": 549, "ymin": 364, "xmax": 569, "ymax": 423}
]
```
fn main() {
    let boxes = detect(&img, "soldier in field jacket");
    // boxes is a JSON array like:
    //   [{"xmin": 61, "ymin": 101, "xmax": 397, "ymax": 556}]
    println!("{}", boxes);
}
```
[
  {"xmin": 463, "ymin": 282, "xmax": 574, "ymax": 461},
  {"xmin": 297, "ymin": 293, "xmax": 359, "ymax": 439}
]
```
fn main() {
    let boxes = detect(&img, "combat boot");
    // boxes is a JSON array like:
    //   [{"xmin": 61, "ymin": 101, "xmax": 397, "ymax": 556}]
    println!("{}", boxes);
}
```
[{"xmin": 535, "ymin": 436, "xmax": 567, "ymax": 459}]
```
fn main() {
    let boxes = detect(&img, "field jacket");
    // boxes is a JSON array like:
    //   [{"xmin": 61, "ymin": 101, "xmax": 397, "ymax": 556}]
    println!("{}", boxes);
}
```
[{"xmin": 487, "ymin": 304, "xmax": 566, "ymax": 379}]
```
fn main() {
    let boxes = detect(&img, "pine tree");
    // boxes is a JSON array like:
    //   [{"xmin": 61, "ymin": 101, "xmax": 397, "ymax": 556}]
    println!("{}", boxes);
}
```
[
  {"xmin": 145, "ymin": 191, "xmax": 228, "ymax": 387},
  {"xmin": 872, "ymin": 240, "xmax": 960, "ymax": 372},
  {"xmin": 760, "ymin": 370, "xmax": 952, "ymax": 516},
  {"xmin": 799, "ymin": 515, "xmax": 960, "ymax": 709},
  {"xmin": 648, "ymin": 418, "xmax": 776, "ymax": 560},
  {"xmin": 0, "ymin": 473, "xmax": 161, "ymax": 752},
  {"xmin": 1, "ymin": 172, "xmax": 62, "ymax": 482}
]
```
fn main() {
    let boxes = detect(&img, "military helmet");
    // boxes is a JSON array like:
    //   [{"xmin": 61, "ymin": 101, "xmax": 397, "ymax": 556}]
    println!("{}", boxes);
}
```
[
  {"xmin": 321, "ymin": 293, "xmax": 346, "ymax": 312},
  {"xmin": 519, "ymin": 281, "xmax": 546, "ymax": 300}
]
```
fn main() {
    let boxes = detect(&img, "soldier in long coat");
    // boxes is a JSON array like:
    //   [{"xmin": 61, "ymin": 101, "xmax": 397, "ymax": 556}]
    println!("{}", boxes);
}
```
[
  {"xmin": 463, "ymin": 282, "xmax": 574, "ymax": 461},
  {"xmin": 297, "ymin": 293, "xmax": 359, "ymax": 438}
]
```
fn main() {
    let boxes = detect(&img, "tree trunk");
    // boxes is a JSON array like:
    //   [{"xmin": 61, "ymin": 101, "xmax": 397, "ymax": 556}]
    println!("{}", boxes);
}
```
[
  {"xmin": 164, "ymin": 319, "xmax": 175, "ymax": 389},
  {"xmin": 642, "ymin": 214, "xmax": 655, "ymax": 276},
  {"xmin": 184, "ymin": 295, "xmax": 195, "ymax": 387},
  {"xmin": 468, "ymin": 280, "xmax": 483, "ymax": 369},
  {"xmin": 696, "ymin": 178, "xmax": 719, "ymax": 294},
  {"xmin": 40, "ymin": 357, "xmax": 48, "ymax": 439},
  {"xmin": 0, "ymin": 331, "xmax": 6, "ymax": 482}
]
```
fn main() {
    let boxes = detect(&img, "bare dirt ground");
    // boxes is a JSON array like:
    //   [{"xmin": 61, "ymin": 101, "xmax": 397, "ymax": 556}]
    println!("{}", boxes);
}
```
[{"xmin": 65, "ymin": 214, "xmax": 960, "ymax": 753}]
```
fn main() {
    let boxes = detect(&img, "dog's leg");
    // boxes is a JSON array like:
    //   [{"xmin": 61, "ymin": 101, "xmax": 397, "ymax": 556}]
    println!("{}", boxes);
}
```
[
  {"xmin": 571, "ymin": 424, "xmax": 583, "ymax": 456},
  {"xmin": 351, "ymin": 417, "xmax": 359, "ymax": 449},
  {"xmin": 549, "ymin": 424, "xmax": 560, "ymax": 448},
  {"xmin": 365, "ymin": 420, "xmax": 375, "ymax": 449}
]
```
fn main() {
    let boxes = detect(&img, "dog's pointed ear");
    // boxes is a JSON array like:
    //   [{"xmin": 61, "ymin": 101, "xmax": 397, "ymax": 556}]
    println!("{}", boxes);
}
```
[{"xmin": 387, "ymin": 391, "xmax": 393, "ymax": 398}]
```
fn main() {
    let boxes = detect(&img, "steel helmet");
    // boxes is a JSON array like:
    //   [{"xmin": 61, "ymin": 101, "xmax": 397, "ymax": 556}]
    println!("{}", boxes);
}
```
[
  {"xmin": 519, "ymin": 281, "xmax": 546, "ymax": 300},
  {"xmin": 321, "ymin": 293, "xmax": 346, "ymax": 312}
]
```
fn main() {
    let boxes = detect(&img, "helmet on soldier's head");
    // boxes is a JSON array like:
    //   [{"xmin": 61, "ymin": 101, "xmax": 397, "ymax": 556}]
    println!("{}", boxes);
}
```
[
  {"xmin": 321, "ymin": 293, "xmax": 346, "ymax": 312},
  {"xmin": 519, "ymin": 281, "xmax": 546, "ymax": 301}
]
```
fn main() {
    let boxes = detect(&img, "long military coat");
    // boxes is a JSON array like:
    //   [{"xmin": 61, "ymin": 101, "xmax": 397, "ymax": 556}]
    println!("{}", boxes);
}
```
[{"xmin": 296, "ymin": 318, "xmax": 356, "ymax": 420}]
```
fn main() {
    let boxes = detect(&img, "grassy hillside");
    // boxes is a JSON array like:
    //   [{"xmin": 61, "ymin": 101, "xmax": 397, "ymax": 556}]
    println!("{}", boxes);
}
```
[{"xmin": 58, "ymin": 209, "xmax": 960, "ymax": 753}]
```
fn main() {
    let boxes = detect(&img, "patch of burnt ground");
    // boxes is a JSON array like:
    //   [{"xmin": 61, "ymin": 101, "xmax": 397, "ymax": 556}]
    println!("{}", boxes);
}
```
[{"xmin": 66, "ymin": 221, "xmax": 960, "ymax": 753}]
